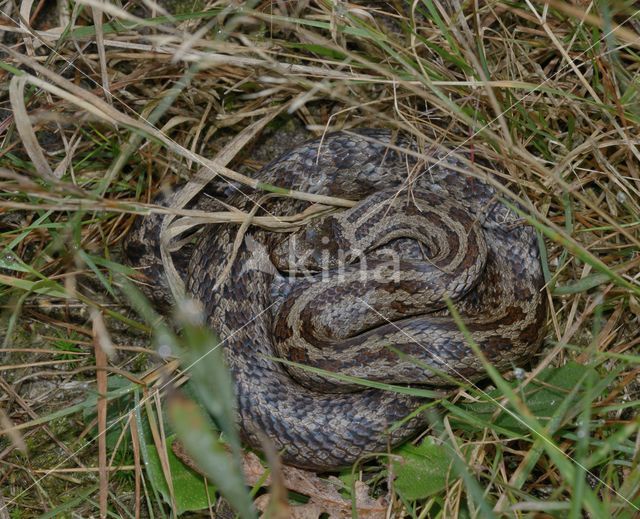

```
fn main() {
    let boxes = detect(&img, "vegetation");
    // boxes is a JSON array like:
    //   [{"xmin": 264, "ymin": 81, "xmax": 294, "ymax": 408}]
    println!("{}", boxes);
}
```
[{"xmin": 0, "ymin": 0, "xmax": 639, "ymax": 517}]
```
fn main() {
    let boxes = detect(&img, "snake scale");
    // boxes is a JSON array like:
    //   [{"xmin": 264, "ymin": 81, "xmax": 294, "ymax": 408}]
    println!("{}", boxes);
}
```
[{"xmin": 124, "ymin": 129, "xmax": 547, "ymax": 470}]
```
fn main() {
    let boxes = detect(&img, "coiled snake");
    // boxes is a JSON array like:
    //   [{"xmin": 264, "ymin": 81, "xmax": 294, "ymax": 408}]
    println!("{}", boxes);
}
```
[{"xmin": 125, "ymin": 129, "xmax": 547, "ymax": 470}]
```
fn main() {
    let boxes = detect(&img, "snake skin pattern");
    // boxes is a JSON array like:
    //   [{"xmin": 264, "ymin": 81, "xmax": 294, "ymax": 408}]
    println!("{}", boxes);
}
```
[{"xmin": 124, "ymin": 129, "xmax": 547, "ymax": 470}]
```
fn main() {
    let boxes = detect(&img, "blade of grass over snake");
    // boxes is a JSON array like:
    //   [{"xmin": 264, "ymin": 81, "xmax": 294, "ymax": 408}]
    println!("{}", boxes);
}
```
[{"xmin": 269, "ymin": 357, "xmax": 442, "ymax": 399}]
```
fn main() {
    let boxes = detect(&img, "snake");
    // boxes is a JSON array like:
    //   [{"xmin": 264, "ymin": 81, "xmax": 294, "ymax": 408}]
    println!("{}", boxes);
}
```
[{"xmin": 124, "ymin": 128, "xmax": 547, "ymax": 471}]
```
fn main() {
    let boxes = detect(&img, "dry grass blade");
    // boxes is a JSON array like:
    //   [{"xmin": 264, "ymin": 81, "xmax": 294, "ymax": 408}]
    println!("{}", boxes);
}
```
[
  {"xmin": 2, "ymin": 43, "xmax": 356, "ymax": 208},
  {"xmin": 92, "ymin": 311, "xmax": 109, "ymax": 519},
  {"xmin": 90, "ymin": 3, "xmax": 111, "ymax": 105},
  {"xmin": 129, "ymin": 416, "xmax": 142, "ymax": 519},
  {"xmin": 8, "ymin": 75, "xmax": 54, "ymax": 178},
  {"xmin": 541, "ymin": 0, "xmax": 640, "ymax": 49},
  {"xmin": 144, "ymin": 395, "xmax": 177, "ymax": 513},
  {"xmin": 159, "ymin": 105, "xmax": 288, "ymax": 299}
]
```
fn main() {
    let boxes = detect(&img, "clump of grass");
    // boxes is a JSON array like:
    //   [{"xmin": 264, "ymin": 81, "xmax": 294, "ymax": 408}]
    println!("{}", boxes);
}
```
[{"xmin": 0, "ymin": 0, "xmax": 639, "ymax": 517}]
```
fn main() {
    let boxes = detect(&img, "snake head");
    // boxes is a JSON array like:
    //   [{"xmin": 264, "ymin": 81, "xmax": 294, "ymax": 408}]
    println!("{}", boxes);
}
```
[
  {"xmin": 301, "ymin": 218, "xmax": 357, "ymax": 270},
  {"xmin": 270, "ymin": 217, "xmax": 352, "ymax": 274}
]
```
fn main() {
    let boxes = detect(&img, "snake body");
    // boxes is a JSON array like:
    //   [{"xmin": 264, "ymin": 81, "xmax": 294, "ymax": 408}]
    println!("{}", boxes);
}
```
[{"xmin": 126, "ymin": 129, "xmax": 547, "ymax": 470}]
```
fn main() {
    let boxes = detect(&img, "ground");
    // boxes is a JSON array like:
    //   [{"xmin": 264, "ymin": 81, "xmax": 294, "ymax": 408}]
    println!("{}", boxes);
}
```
[{"xmin": 0, "ymin": 1, "xmax": 639, "ymax": 518}]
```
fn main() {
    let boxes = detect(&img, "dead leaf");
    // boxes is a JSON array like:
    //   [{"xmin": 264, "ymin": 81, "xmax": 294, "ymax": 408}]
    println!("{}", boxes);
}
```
[
  {"xmin": 244, "ymin": 452, "xmax": 387, "ymax": 518},
  {"xmin": 172, "ymin": 443, "xmax": 388, "ymax": 518}
]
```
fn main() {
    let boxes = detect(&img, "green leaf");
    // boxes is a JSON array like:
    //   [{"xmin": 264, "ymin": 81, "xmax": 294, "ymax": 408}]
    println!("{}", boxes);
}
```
[
  {"xmin": 168, "ymin": 394, "xmax": 257, "ymax": 519},
  {"xmin": 0, "ymin": 272, "xmax": 68, "ymax": 298},
  {"xmin": 553, "ymin": 273, "xmax": 611, "ymax": 294},
  {"xmin": 145, "ymin": 435, "xmax": 217, "ymax": 514},
  {"xmin": 392, "ymin": 437, "xmax": 452, "ymax": 501},
  {"xmin": 456, "ymin": 362, "xmax": 600, "ymax": 434},
  {"xmin": 0, "ymin": 250, "xmax": 31, "ymax": 272}
]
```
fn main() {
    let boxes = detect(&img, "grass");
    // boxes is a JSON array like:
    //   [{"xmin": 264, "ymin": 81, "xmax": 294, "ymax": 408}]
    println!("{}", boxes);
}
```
[{"xmin": 0, "ymin": 0, "xmax": 639, "ymax": 517}]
